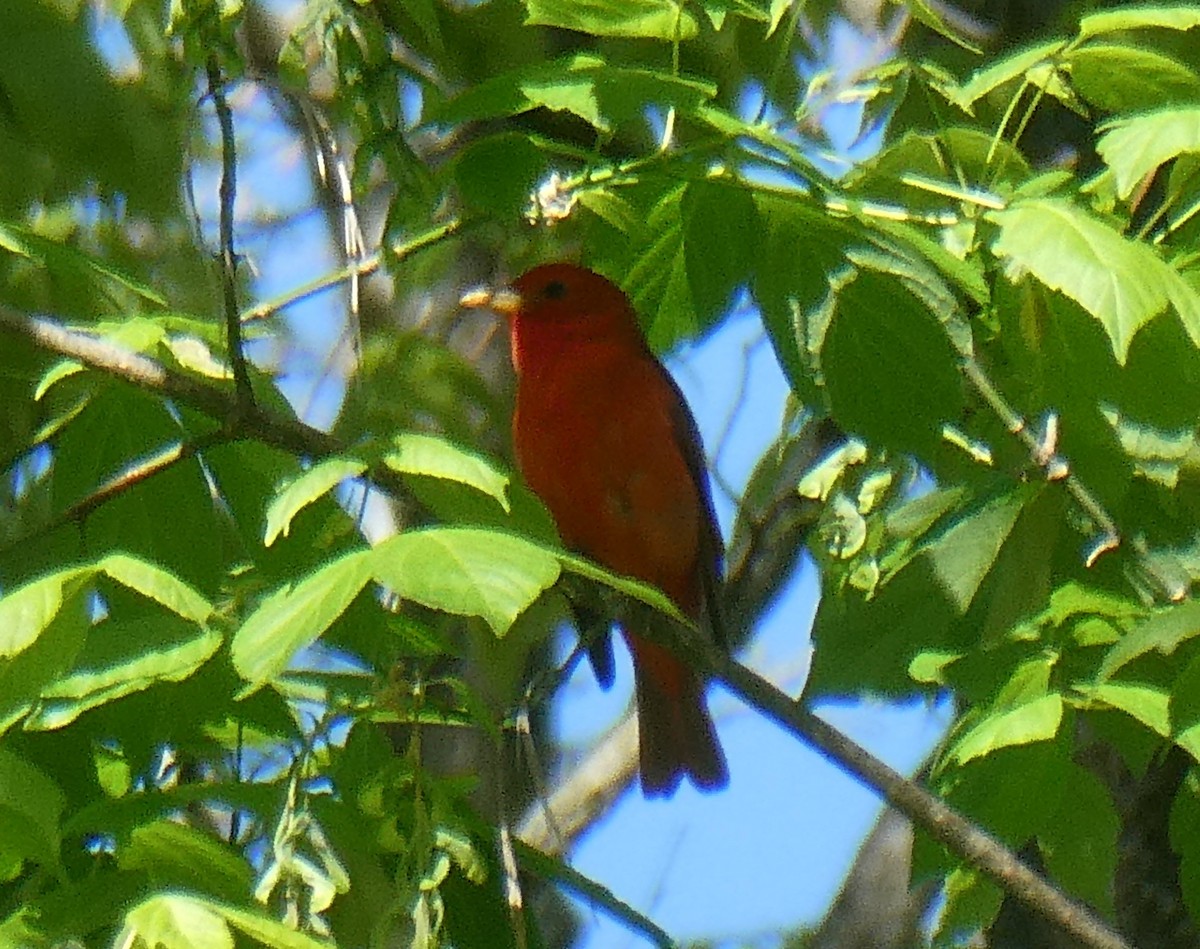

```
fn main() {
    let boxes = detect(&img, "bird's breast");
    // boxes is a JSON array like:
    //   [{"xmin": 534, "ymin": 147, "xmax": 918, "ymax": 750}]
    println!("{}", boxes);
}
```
[{"xmin": 512, "ymin": 344, "xmax": 702, "ymax": 612}]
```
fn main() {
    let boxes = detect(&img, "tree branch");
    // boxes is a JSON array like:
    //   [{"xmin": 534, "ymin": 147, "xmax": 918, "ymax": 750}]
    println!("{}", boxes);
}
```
[
  {"xmin": 0, "ymin": 306, "xmax": 359, "ymax": 474},
  {"xmin": 204, "ymin": 54, "xmax": 255, "ymax": 409}
]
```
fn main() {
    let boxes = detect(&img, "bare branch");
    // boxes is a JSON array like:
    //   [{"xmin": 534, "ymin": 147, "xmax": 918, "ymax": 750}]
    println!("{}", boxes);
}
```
[
  {"xmin": 204, "ymin": 55, "xmax": 255, "ymax": 409},
  {"xmin": 0, "ymin": 432, "xmax": 228, "ymax": 558}
]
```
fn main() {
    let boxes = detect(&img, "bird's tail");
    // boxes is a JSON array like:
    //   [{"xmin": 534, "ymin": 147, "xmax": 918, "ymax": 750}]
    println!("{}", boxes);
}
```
[{"xmin": 629, "ymin": 637, "xmax": 728, "ymax": 797}]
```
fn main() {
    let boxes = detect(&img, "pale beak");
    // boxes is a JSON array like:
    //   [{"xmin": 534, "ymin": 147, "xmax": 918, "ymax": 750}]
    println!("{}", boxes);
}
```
[{"xmin": 460, "ymin": 285, "xmax": 522, "ymax": 318}]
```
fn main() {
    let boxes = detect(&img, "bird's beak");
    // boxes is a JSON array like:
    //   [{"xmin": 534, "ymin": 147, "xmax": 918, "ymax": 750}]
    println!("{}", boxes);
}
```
[{"xmin": 460, "ymin": 285, "xmax": 522, "ymax": 318}]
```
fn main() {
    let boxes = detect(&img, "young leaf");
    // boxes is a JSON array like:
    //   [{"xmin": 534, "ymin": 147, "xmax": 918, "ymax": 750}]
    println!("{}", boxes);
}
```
[
  {"xmin": 989, "ymin": 197, "xmax": 1200, "ymax": 362},
  {"xmin": 264, "ymin": 457, "xmax": 368, "ymax": 548},
  {"xmin": 383, "ymin": 433, "xmax": 511, "ymax": 513},
  {"xmin": 231, "ymin": 550, "xmax": 374, "ymax": 689},
  {"xmin": 524, "ymin": 0, "xmax": 699, "ymax": 40},
  {"xmin": 949, "ymin": 693, "xmax": 1063, "ymax": 764},
  {"xmin": 1097, "ymin": 108, "xmax": 1200, "ymax": 200},
  {"xmin": 372, "ymin": 528, "xmax": 560, "ymax": 636}
]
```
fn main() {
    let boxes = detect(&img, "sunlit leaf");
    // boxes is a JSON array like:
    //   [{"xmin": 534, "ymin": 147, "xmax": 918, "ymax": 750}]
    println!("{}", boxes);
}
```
[
  {"xmin": 949, "ymin": 693, "xmax": 1063, "ymax": 764},
  {"xmin": 954, "ymin": 41, "xmax": 1065, "ymax": 108},
  {"xmin": 1083, "ymin": 682, "xmax": 1171, "ymax": 737},
  {"xmin": 373, "ymin": 528, "xmax": 560, "ymax": 636},
  {"xmin": 989, "ymin": 197, "xmax": 1200, "ymax": 361},
  {"xmin": 1079, "ymin": 5, "xmax": 1200, "ymax": 40},
  {"xmin": 98, "ymin": 553, "xmax": 213, "ymax": 623},
  {"xmin": 1097, "ymin": 108, "xmax": 1200, "ymax": 200},
  {"xmin": 264, "ymin": 457, "xmax": 367, "ymax": 548},
  {"xmin": 232, "ymin": 550, "xmax": 374, "ymax": 689},
  {"xmin": 1100, "ymin": 599, "xmax": 1200, "ymax": 678},
  {"xmin": 524, "ymin": 0, "xmax": 698, "ymax": 40},
  {"xmin": 384, "ymin": 433, "xmax": 511, "ymax": 513},
  {"xmin": 1067, "ymin": 44, "xmax": 1200, "ymax": 114}
]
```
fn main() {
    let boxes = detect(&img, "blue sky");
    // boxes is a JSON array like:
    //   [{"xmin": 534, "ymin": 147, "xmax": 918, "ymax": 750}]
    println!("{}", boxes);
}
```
[{"xmin": 91, "ymin": 3, "xmax": 954, "ymax": 944}]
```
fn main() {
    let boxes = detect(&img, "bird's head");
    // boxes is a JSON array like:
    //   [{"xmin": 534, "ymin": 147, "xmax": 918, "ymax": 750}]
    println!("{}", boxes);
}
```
[{"xmin": 462, "ymin": 263, "xmax": 645, "ymax": 371}]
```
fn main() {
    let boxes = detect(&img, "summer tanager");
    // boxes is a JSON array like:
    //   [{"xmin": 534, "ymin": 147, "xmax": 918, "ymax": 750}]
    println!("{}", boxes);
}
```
[{"xmin": 465, "ymin": 263, "xmax": 728, "ymax": 796}]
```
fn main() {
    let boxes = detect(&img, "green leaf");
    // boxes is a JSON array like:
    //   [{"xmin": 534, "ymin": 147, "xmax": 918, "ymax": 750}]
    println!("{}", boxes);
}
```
[
  {"xmin": 523, "ymin": 0, "xmax": 699, "ymax": 40},
  {"xmin": 1079, "ymin": 5, "xmax": 1200, "ymax": 40},
  {"xmin": 215, "ymin": 901, "xmax": 336, "ymax": 949},
  {"xmin": 906, "ymin": 0, "xmax": 982, "ymax": 53},
  {"xmin": 372, "ymin": 528, "xmax": 560, "ymax": 636},
  {"xmin": 936, "ymin": 867, "xmax": 1003, "ymax": 942},
  {"xmin": 98, "ymin": 553, "xmax": 213, "ymax": 623},
  {"xmin": 1038, "ymin": 764, "xmax": 1118, "ymax": 916},
  {"xmin": 822, "ymin": 267, "xmax": 964, "ymax": 462},
  {"xmin": 453, "ymin": 133, "xmax": 548, "ymax": 218},
  {"xmin": 118, "ymin": 894, "xmax": 235, "ymax": 949},
  {"xmin": 954, "ymin": 40, "xmax": 1066, "ymax": 108},
  {"xmin": 949, "ymin": 693, "xmax": 1063, "ymax": 764},
  {"xmin": 681, "ymin": 179, "xmax": 761, "ymax": 323},
  {"xmin": 859, "ymin": 216, "xmax": 989, "ymax": 306},
  {"xmin": 1172, "ymin": 776, "xmax": 1200, "ymax": 925},
  {"xmin": 621, "ymin": 185, "xmax": 694, "ymax": 350},
  {"xmin": 231, "ymin": 550, "xmax": 374, "ymax": 689},
  {"xmin": 264, "ymin": 457, "xmax": 368, "ymax": 548},
  {"xmin": 0, "ymin": 748, "xmax": 64, "ymax": 871},
  {"xmin": 120, "ymin": 821, "xmax": 254, "ymax": 905},
  {"xmin": 1171, "ymin": 653, "xmax": 1200, "ymax": 759},
  {"xmin": 28, "ymin": 618, "xmax": 222, "ymax": 730},
  {"xmin": 989, "ymin": 197, "xmax": 1200, "ymax": 362},
  {"xmin": 0, "ymin": 221, "xmax": 167, "ymax": 307},
  {"xmin": 384, "ymin": 433, "xmax": 511, "ymax": 514},
  {"xmin": 433, "ymin": 53, "xmax": 715, "ymax": 133},
  {"xmin": 1097, "ymin": 108, "xmax": 1200, "ymax": 200},
  {"xmin": 1083, "ymin": 682, "xmax": 1171, "ymax": 737},
  {"xmin": 558, "ymin": 551, "xmax": 688, "ymax": 624},
  {"xmin": 1099, "ymin": 599, "xmax": 1200, "ymax": 678},
  {"xmin": 0, "ymin": 566, "xmax": 85, "ymax": 658},
  {"xmin": 1067, "ymin": 44, "xmax": 1200, "ymax": 114},
  {"xmin": 751, "ymin": 194, "xmax": 857, "ymax": 403},
  {"xmin": 49, "ymin": 383, "xmax": 224, "ymax": 589}
]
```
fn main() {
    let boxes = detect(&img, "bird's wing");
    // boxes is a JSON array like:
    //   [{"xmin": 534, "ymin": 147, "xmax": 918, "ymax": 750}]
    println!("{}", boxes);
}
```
[{"xmin": 655, "ymin": 359, "xmax": 728, "ymax": 652}]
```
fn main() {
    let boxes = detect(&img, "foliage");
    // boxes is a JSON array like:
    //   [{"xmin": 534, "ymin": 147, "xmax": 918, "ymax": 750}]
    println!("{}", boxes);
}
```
[{"xmin": 4, "ymin": 0, "xmax": 1200, "ymax": 946}]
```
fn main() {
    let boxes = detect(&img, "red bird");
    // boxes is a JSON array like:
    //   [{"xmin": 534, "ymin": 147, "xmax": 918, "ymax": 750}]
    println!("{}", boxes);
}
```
[{"xmin": 468, "ymin": 263, "xmax": 728, "ymax": 796}]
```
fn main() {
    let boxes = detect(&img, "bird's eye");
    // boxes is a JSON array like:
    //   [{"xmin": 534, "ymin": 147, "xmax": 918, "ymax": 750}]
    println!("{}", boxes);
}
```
[{"xmin": 542, "ymin": 280, "xmax": 567, "ymax": 300}]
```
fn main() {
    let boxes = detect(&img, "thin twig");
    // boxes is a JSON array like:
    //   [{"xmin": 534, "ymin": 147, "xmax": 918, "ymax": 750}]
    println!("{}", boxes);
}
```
[
  {"xmin": 0, "ymin": 432, "xmax": 227, "ymax": 558},
  {"xmin": 515, "ymin": 840, "xmax": 674, "ymax": 948},
  {"xmin": 0, "ymin": 307, "xmax": 350, "ymax": 472},
  {"xmin": 239, "ymin": 219, "xmax": 463, "ymax": 324},
  {"xmin": 205, "ymin": 55, "xmax": 255, "ymax": 409}
]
